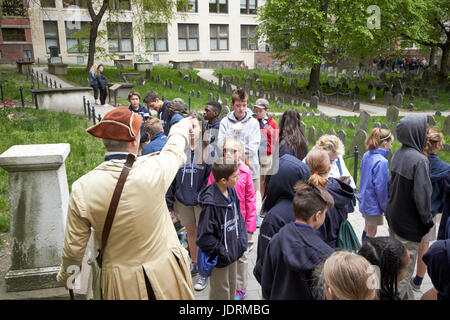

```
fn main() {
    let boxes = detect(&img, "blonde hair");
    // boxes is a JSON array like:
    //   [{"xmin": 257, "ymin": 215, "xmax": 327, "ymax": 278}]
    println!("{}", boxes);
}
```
[
  {"xmin": 224, "ymin": 136, "xmax": 252, "ymax": 170},
  {"xmin": 424, "ymin": 127, "xmax": 444, "ymax": 157},
  {"xmin": 322, "ymin": 251, "xmax": 378, "ymax": 300},
  {"xmin": 365, "ymin": 127, "xmax": 392, "ymax": 150},
  {"xmin": 89, "ymin": 64, "xmax": 98, "ymax": 77},
  {"xmin": 316, "ymin": 135, "xmax": 345, "ymax": 157},
  {"xmin": 306, "ymin": 149, "xmax": 330, "ymax": 187}
]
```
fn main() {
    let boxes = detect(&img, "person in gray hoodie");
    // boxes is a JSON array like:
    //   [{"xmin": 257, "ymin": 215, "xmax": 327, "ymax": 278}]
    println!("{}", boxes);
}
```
[
  {"xmin": 217, "ymin": 89, "xmax": 261, "ymax": 192},
  {"xmin": 385, "ymin": 114, "xmax": 433, "ymax": 300}
]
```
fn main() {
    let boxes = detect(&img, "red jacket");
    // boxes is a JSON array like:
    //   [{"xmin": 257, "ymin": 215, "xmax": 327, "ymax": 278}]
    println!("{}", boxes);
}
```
[{"xmin": 259, "ymin": 116, "xmax": 279, "ymax": 155}]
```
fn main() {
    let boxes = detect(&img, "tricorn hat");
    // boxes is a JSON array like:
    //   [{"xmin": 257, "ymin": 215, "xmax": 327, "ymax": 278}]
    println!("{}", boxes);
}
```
[{"xmin": 86, "ymin": 108, "xmax": 142, "ymax": 142}]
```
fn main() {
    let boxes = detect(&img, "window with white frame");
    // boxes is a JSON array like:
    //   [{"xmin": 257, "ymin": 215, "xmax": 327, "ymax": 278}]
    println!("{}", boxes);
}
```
[
  {"xmin": 65, "ymin": 21, "xmax": 90, "ymax": 53},
  {"xmin": 240, "ymin": 0, "xmax": 257, "ymax": 14},
  {"xmin": 145, "ymin": 23, "xmax": 168, "ymax": 52},
  {"xmin": 43, "ymin": 21, "xmax": 60, "ymax": 54},
  {"xmin": 107, "ymin": 22, "xmax": 133, "ymax": 52},
  {"xmin": 210, "ymin": 24, "xmax": 228, "ymax": 51},
  {"xmin": 178, "ymin": 24, "xmax": 199, "ymax": 51},
  {"xmin": 241, "ymin": 25, "xmax": 257, "ymax": 50},
  {"xmin": 177, "ymin": 0, "xmax": 197, "ymax": 12},
  {"xmin": 209, "ymin": 0, "xmax": 227, "ymax": 13}
]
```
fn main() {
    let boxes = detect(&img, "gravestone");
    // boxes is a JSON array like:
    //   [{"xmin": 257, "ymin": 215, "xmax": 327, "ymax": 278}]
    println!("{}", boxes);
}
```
[
  {"xmin": 384, "ymin": 91, "xmax": 393, "ymax": 106},
  {"xmin": 386, "ymin": 106, "xmax": 399, "ymax": 123},
  {"xmin": 435, "ymin": 111, "xmax": 442, "ymax": 117},
  {"xmin": 0, "ymin": 144, "xmax": 70, "ymax": 292},
  {"xmin": 169, "ymin": 81, "xmax": 173, "ymax": 89},
  {"xmin": 443, "ymin": 116, "xmax": 450, "ymax": 135},
  {"xmin": 317, "ymin": 128, "xmax": 324, "ymax": 140},
  {"xmin": 327, "ymin": 129, "xmax": 336, "ymax": 136},
  {"xmin": 353, "ymin": 102, "xmax": 360, "ymax": 112},
  {"xmin": 218, "ymin": 105, "xmax": 230, "ymax": 120},
  {"xmin": 369, "ymin": 88, "xmax": 376, "ymax": 102},
  {"xmin": 392, "ymin": 78, "xmax": 403, "ymax": 96},
  {"xmin": 208, "ymin": 93, "xmax": 214, "ymax": 101},
  {"xmin": 394, "ymin": 93, "xmax": 403, "ymax": 108},
  {"xmin": 351, "ymin": 130, "xmax": 368, "ymax": 155},
  {"xmin": 197, "ymin": 91, "xmax": 202, "ymax": 99},
  {"xmin": 337, "ymin": 130, "xmax": 347, "ymax": 148},
  {"xmin": 309, "ymin": 111, "xmax": 316, "ymax": 117},
  {"xmin": 336, "ymin": 115, "xmax": 341, "ymax": 125},
  {"xmin": 223, "ymin": 98, "xmax": 228, "ymax": 106},
  {"xmin": 357, "ymin": 111, "xmax": 370, "ymax": 132},
  {"xmin": 302, "ymin": 109, "xmax": 308, "ymax": 117},
  {"xmin": 310, "ymin": 96, "xmax": 319, "ymax": 108},
  {"xmin": 178, "ymin": 86, "xmax": 184, "ymax": 93},
  {"xmin": 427, "ymin": 115, "xmax": 436, "ymax": 126},
  {"xmin": 300, "ymin": 121, "xmax": 306, "ymax": 136},
  {"xmin": 308, "ymin": 126, "xmax": 316, "ymax": 145},
  {"xmin": 373, "ymin": 122, "xmax": 381, "ymax": 128},
  {"xmin": 443, "ymin": 144, "xmax": 450, "ymax": 152},
  {"xmin": 349, "ymin": 122, "xmax": 356, "ymax": 129}
]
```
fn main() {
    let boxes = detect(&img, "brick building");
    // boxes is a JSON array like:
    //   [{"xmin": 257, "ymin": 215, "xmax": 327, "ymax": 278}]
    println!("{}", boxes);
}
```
[{"xmin": 0, "ymin": 0, "xmax": 34, "ymax": 63}]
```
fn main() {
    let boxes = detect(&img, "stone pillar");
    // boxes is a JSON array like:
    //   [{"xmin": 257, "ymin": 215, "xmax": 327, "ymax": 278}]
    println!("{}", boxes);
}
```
[{"xmin": 0, "ymin": 144, "xmax": 70, "ymax": 292}]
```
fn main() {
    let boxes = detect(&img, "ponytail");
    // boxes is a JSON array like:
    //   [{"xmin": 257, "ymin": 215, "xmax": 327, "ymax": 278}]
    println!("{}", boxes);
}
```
[{"xmin": 306, "ymin": 149, "xmax": 330, "ymax": 188}]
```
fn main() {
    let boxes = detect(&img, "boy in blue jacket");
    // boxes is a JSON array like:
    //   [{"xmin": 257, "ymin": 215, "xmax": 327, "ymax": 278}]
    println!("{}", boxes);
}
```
[
  {"xmin": 261, "ymin": 180, "xmax": 334, "ymax": 300},
  {"xmin": 196, "ymin": 160, "xmax": 248, "ymax": 300},
  {"xmin": 142, "ymin": 118, "xmax": 167, "ymax": 155},
  {"xmin": 166, "ymin": 118, "xmax": 211, "ymax": 287}
]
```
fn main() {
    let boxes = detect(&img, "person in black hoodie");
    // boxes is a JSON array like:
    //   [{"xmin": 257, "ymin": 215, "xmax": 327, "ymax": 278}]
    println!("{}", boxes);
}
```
[
  {"xmin": 385, "ymin": 115, "xmax": 433, "ymax": 300},
  {"xmin": 305, "ymin": 149, "xmax": 355, "ymax": 248},
  {"xmin": 260, "ymin": 180, "xmax": 334, "ymax": 300},
  {"xmin": 166, "ymin": 114, "xmax": 211, "ymax": 285},
  {"xmin": 96, "ymin": 64, "xmax": 108, "ymax": 105},
  {"xmin": 204, "ymin": 101, "xmax": 222, "ymax": 164},
  {"xmin": 196, "ymin": 160, "xmax": 248, "ymax": 300},
  {"xmin": 253, "ymin": 154, "xmax": 310, "ymax": 284}
]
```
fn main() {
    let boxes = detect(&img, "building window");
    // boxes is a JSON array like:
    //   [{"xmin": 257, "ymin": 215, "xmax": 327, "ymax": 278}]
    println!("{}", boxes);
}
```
[
  {"xmin": 66, "ymin": 21, "xmax": 90, "ymax": 53},
  {"xmin": 2, "ymin": 0, "xmax": 27, "ymax": 16},
  {"xmin": 209, "ymin": 0, "xmax": 227, "ymax": 13},
  {"xmin": 178, "ymin": 24, "xmax": 198, "ymax": 51},
  {"xmin": 177, "ymin": 0, "xmax": 197, "ymax": 12},
  {"xmin": 107, "ymin": 22, "xmax": 133, "ymax": 52},
  {"xmin": 44, "ymin": 21, "xmax": 60, "ymax": 54},
  {"xmin": 210, "ymin": 24, "xmax": 228, "ymax": 51},
  {"xmin": 1, "ymin": 28, "xmax": 26, "ymax": 42},
  {"xmin": 240, "ymin": 0, "xmax": 257, "ymax": 14},
  {"xmin": 241, "ymin": 25, "xmax": 257, "ymax": 50},
  {"xmin": 41, "ymin": 0, "xmax": 56, "ymax": 8},
  {"xmin": 110, "ymin": 0, "xmax": 131, "ymax": 10},
  {"xmin": 145, "ymin": 23, "xmax": 168, "ymax": 52},
  {"xmin": 63, "ymin": 0, "xmax": 88, "ymax": 8},
  {"xmin": 24, "ymin": 50, "xmax": 33, "ymax": 59}
]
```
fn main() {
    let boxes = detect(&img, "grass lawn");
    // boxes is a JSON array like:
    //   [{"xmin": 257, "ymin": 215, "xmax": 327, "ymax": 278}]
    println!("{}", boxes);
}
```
[
  {"xmin": 214, "ymin": 68, "xmax": 450, "ymax": 112},
  {"xmin": 60, "ymin": 65, "xmax": 313, "ymax": 114},
  {"xmin": 271, "ymin": 113, "xmax": 450, "ymax": 189},
  {"xmin": 0, "ymin": 107, "xmax": 105, "ymax": 238},
  {"xmin": 0, "ymin": 65, "xmax": 33, "ymax": 104}
]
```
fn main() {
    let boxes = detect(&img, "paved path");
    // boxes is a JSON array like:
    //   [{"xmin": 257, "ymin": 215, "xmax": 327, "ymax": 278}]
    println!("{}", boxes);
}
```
[
  {"xmin": 195, "ymin": 68, "xmax": 450, "ymax": 117},
  {"xmin": 193, "ymin": 196, "xmax": 436, "ymax": 300},
  {"xmin": 32, "ymin": 66, "xmax": 116, "ymax": 118}
]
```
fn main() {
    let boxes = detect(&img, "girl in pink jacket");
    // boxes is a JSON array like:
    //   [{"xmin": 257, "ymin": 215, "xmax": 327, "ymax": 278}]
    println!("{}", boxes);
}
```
[{"xmin": 206, "ymin": 137, "xmax": 256, "ymax": 300}]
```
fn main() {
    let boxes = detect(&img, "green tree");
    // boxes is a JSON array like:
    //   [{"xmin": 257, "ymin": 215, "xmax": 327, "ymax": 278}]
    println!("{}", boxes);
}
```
[
  {"xmin": 256, "ymin": 0, "xmax": 380, "ymax": 91},
  {"xmin": 85, "ymin": 0, "xmax": 186, "ymax": 72}
]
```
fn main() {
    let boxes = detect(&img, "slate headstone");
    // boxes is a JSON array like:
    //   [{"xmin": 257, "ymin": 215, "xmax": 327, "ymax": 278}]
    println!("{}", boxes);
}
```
[
  {"xmin": 357, "ymin": 111, "xmax": 370, "ymax": 132},
  {"xmin": 308, "ymin": 126, "xmax": 316, "ymax": 145},
  {"xmin": 394, "ymin": 93, "xmax": 403, "ymax": 108},
  {"xmin": 351, "ymin": 129, "xmax": 368, "ymax": 155},
  {"xmin": 386, "ymin": 106, "xmax": 399, "ymax": 123}
]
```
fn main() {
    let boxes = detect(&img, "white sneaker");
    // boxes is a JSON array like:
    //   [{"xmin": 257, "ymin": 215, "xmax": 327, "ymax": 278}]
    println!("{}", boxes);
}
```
[{"xmin": 194, "ymin": 276, "xmax": 208, "ymax": 291}]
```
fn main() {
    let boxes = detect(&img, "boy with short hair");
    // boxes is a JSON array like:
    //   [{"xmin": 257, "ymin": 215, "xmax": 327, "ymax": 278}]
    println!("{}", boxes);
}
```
[
  {"xmin": 127, "ymin": 91, "xmax": 151, "ymax": 154},
  {"xmin": 196, "ymin": 160, "xmax": 248, "ymax": 300},
  {"xmin": 217, "ymin": 89, "xmax": 261, "ymax": 193},
  {"xmin": 142, "ymin": 118, "xmax": 167, "ymax": 155},
  {"xmin": 204, "ymin": 101, "xmax": 222, "ymax": 163},
  {"xmin": 254, "ymin": 98, "xmax": 279, "ymax": 195},
  {"xmin": 143, "ymin": 90, "xmax": 171, "ymax": 135},
  {"xmin": 260, "ymin": 181, "xmax": 335, "ymax": 300}
]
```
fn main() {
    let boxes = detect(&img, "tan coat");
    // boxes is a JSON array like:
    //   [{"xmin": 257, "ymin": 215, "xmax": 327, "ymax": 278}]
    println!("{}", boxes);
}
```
[{"xmin": 57, "ymin": 121, "xmax": 194, "ymax": 300}]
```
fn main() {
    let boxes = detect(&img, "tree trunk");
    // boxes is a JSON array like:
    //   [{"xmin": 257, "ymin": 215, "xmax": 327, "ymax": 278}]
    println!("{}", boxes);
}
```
[
  {"xmin": 85, "ymin": 0, "xmax": 109, "ymax": 72},
  {"xmin": 308, "ymin": 64, "xmax": 321, "ymax": 92},
  {"xmin": 429, "ymin": 46, "xmax": 436, "ymax": 66},
  {"xmin": 439, "ymin": 43, "xmax": 449, "ymax": 77},
  {"xmin": 86, "ymin": 19, "xmax": 100, "ymax": 72}
]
